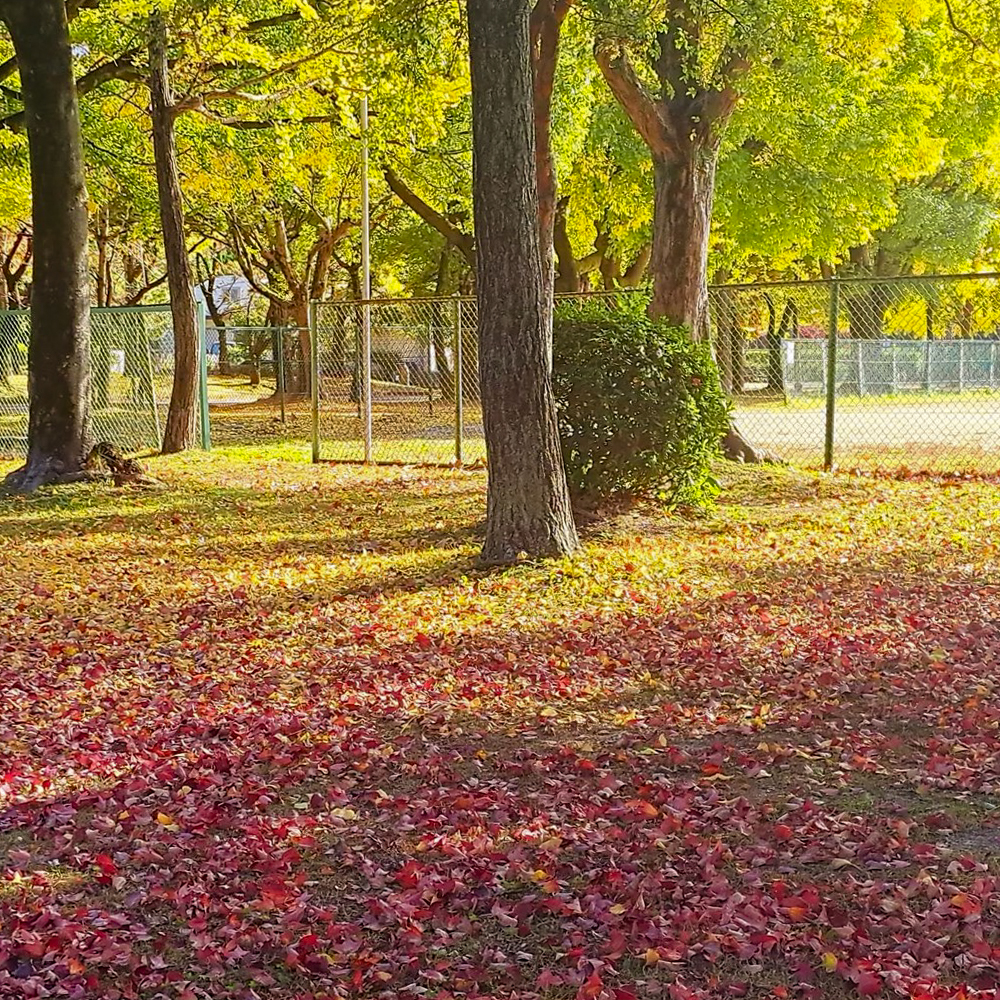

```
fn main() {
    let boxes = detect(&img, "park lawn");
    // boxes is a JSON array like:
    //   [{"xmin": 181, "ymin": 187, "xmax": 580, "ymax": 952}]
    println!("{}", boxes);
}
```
[{"xmin": 2, "ymin": 452, "xmax": 1000, "ymax": 999}]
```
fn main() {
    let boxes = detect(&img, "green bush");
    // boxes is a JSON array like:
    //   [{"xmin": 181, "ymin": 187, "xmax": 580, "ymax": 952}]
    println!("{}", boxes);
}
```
[{"xmin": 552, "ymin": 297, "xmax": 730, "ymax": 504}]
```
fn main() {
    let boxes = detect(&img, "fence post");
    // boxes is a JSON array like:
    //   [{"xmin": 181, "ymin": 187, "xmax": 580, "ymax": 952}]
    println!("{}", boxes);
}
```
[
  {"xmin": 196, "ymin": 298, "xmax": 211, "ymax": 451},
  {"xmin": 145, "ymin": 328, "xmax": 162, "ymax": 445},
  {"xmin": 277, "ymin": 327, "xmax": 286, "ymax": 424},
  {"xmin": 824, "ymin": 278, "xmax": 839, "ymax": 471},
  {"xmin": 362, "ymin": 299, "xmax": 373, "ymax": 464},
  {"xmin": 454, "ymin": 294, "xmax": 464, "ymax": 465},
  {"xmin": 427, "ymin": 321, "xmax": 434, "ymax": 416},
  {"xmin": 310, "ymin": 301, "xmax": 320, "ymax": 463}
]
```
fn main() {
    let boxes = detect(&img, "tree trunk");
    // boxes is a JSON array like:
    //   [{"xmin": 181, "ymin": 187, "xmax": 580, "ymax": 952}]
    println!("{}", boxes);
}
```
[
  {"xmin": 468, "ymin": 0, "xmax": 578, "ymax": 564},
  {"xmin": 553, "ymin": 196, "xmax": 581, "ymax": 293},
  {"xmin": 202, "ymin": 276, "xmax": 231, "ymax": 375},
  {"xmin": 1, "ymin": 0, "xmax": 92, "ymax": 491},
  {"xmin": 846, "ymin": 286, "xmax": 889, "ymax": 340},
  {"xmin": 530, "ymin": 0, "xmax": 571, "ymax": 334},
  {"xmin": 649, "ymin": 147, "xmax": 716, "ymax": 341},
  {"xmin": 150, "ymin": 10, "xmax": 198, "ymax": 454}
]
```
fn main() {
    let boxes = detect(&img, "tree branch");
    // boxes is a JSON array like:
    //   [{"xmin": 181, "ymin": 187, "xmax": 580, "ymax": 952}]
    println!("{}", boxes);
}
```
[
  {"xmin": 383, "ymin": 166, "xmax": 477, "ymax": 267},
  {"xmin": 943, "ymin": 0, "xmax": 987, "ymax": 50},
  {"xmin": 124, "ymin": 271, "xmax": 168, "ymax": 306},
  {"xmin": 0, "ymin": 55, "xmax": 144, "ymax": 133},
  {"xmin": 0, "ymin": 0, "xmax": 101, "ymax": 85},
  {"xmin": 594, "ymin": 39, "xmax": 676, "ymax": 158}
]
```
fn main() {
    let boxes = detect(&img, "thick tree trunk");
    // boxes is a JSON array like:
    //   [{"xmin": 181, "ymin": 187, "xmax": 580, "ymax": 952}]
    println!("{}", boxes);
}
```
[
  {"xmin": 468, "ymin": 0, "xmax": 578, "ymax": 564},
  {"xmin": 150, "ymin": 10, "xmax": 198, "ymax": 454},
  {"xmin": 649, "ymin": 147, "xmax": 716, "ymax": 341},
  {"xmin": 1, "ymin": 0, "xmax": 92, "ymax": 491}
]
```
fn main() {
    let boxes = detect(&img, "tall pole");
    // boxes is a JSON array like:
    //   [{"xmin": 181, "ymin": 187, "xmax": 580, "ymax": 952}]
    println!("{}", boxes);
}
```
[{"xmin": 361, "ymin": 95, "xmax": 373, "ymax": 464}]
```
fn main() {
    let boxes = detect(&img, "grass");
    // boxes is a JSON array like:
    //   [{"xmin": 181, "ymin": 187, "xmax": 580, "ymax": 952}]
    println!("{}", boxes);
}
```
[{"xmin": 2, "ymin": 451, "xmax": 1000, "ymax": 997}]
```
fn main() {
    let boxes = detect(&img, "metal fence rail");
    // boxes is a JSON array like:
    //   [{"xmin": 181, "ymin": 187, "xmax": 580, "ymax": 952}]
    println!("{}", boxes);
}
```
[
  {"xmin": 310, "ymin": 274, "xmax": 1000, "ymax": 475},
  {"xmin": 0, "ymin": 304, "xmax": 209, "ymax": 459}
]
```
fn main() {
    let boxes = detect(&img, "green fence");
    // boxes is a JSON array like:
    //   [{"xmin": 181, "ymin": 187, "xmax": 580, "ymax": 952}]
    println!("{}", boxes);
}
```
[
  {"xmin": 709, "ymin": 272, "xmax": 1000, "ymax": 473},
  {"xmin": 310, "ymin": 273, "xmax": 1000, "ymax": 476},
  {"xmin": 0, "ymin": 303, "xmax": 209, "ymax": 459}
]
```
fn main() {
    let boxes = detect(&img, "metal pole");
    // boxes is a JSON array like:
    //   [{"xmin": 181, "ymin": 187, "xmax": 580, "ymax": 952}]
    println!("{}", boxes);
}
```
[
  {"xmin": 361, "ymin": 95, "xmax": 373, "ymax": 464},
  {"xmin": 309, "ymin": 301, "xmax": 320, "ymax": 463},
  {"xmin": 197, "ymin": 298, "xmax": 211, "ymax": 451},
  {"xmin": 824, "ymin": 278, "xmax": 839, "ymax": 472},
  {"xmin": 454, "ymin": 294, "xmax": 464, "ymax": 465},
  {"xmin": 278, "ymin": 327, "xmax": 286, "ymax": 424},
  {"xmin": 145, "ymin": 327, "xmax": 162, "ymax": 446}
]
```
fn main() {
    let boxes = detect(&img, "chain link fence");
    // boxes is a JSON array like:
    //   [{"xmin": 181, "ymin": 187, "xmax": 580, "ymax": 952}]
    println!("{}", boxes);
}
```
[
  {"xmin": 712, "ymin": 273, "xmax": 1000, "ymax": 473},
  {"xmin": 312, "ymin": 298, "xmax": 484, "ymax": 465},
  {"xmin": 204, "ymin": 326, "xmax": 311, "ymax": 448},
  {"xmin": 0, "ymin": 304, "xmax": 208, "ymax": 460},
  {"xmin": 310, "ymin": 275, "xmax": 1000, "ymax": 475}
]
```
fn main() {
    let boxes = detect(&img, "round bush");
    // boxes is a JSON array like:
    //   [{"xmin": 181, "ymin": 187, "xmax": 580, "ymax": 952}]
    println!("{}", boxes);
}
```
[{"xmin": 552, "ymin": 297, "xmax": 730, "ymax": 504}]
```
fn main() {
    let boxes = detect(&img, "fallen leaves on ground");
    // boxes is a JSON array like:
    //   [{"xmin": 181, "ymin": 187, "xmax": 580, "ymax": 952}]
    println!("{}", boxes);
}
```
[{"xmin": 2, "ymin": 454, "xmax": 1000, "ymax": 999}]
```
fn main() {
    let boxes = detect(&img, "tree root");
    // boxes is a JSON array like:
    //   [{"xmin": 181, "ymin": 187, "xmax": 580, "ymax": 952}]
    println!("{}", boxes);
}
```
[
  {"xmin": 2, "ymin": 443, "xmax": 163, "ymax": 494},
  {"xmin": 86, "ymin": 442, "xmax": 163, "ymax": 487},
  {"xmin": 2, "ymin": 464, "xmax": 101, "ymax": 494},
  {"xmin": 721, "ymin": 422, "xmax": 786, "ymax": 465}
]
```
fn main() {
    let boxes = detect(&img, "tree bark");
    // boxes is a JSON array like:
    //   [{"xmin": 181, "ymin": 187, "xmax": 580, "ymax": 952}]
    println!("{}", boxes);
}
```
[
  {"xmin": 596, "ymin": 29, "xmax": 771, "ymax": 463},
  {"xmin": 1, "ymin": 0, "xmax": 92, "ymax": 491},
  {"xmin": 650, "ymin": 149, "xmax": 716, "ymax": 340},
  {"xmin": 530, "ymin": 0, "xmax": 571, "ymax": 325},
  {"xmin": 201, "ymin": 276, "xmax": 231, "ymax": 375},
  {"xmin": 553, "ymin": 196, "xmax": 581, "ymax": 292},
  {"xmin": 150, "ymin": 9, "xmax": 199, "ymax": 454},
  {"xmin": 468, "ymin": 0, "xmax": 578, "ymax": 564}
]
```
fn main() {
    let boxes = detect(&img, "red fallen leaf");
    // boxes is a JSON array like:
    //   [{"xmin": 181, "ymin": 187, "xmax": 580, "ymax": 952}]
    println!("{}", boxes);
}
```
[
  {"xmin": 537, "ymin": 967, "xmax": 564, "ymax": 987},
  {"xmin": 395, "ymin": 860, "xmax": 425, "ymax": 888},
  {"xmin": 626, "ymin": 798, "xmax": 659, "ymax": 819},
  {"xmin": 578, "ymin": 971, "xmax": 604, "ymax": 1000},
  {"xmin": 857, "ymin": 972, "xmax": 882, "ymax": 996},
  {"xmin": 774, "ymin": 824, "xmax": 794, "ymax": 841},
  {"xmin": 950, "ymin": 892, "xmax": 981, "ymax": 916},
  {"xmin": 94, "ymin": 853, "xmax": 117, "ymax": 876},
  {"xmin": 259, "ymin": 878, "xmax": 295, "ymax": 908},
  {"xmin": 297, "ymin": 933, "xmax": 319, "ymax": 953}
]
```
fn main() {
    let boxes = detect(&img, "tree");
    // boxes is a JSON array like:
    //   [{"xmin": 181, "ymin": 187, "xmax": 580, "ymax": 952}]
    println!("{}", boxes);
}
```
[
  {"xmin": 0, "ymin": 0, "xmax": 92, "ymax": 491},
  {"xmin": 149, "ymin": 9, "xmax": 199, "ymax": 453},
  {"xmin": 467, "ymin": 0, "xmax": 578, "ymax": 564},
  {"xmin": 594, "ymin": 3, "xmax": 759, "ymax": 338}
]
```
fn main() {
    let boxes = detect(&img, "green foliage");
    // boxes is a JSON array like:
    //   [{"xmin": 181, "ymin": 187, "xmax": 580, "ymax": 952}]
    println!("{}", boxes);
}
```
[{"xmin": 552, "ymin": 296, "xmax": 730, "ymax": 504}]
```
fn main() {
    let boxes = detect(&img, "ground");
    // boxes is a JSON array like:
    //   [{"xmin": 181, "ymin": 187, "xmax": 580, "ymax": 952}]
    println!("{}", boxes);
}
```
[{"xmin": 2, "ymin": 452, "xmax": 1000, "ymax": 1000}]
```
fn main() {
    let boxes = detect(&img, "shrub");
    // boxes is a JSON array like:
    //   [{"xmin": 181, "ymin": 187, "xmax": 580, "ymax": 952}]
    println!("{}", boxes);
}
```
[{"xmin": 552, "ymin": 296, "xmax": 730, "ymax": 504}]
